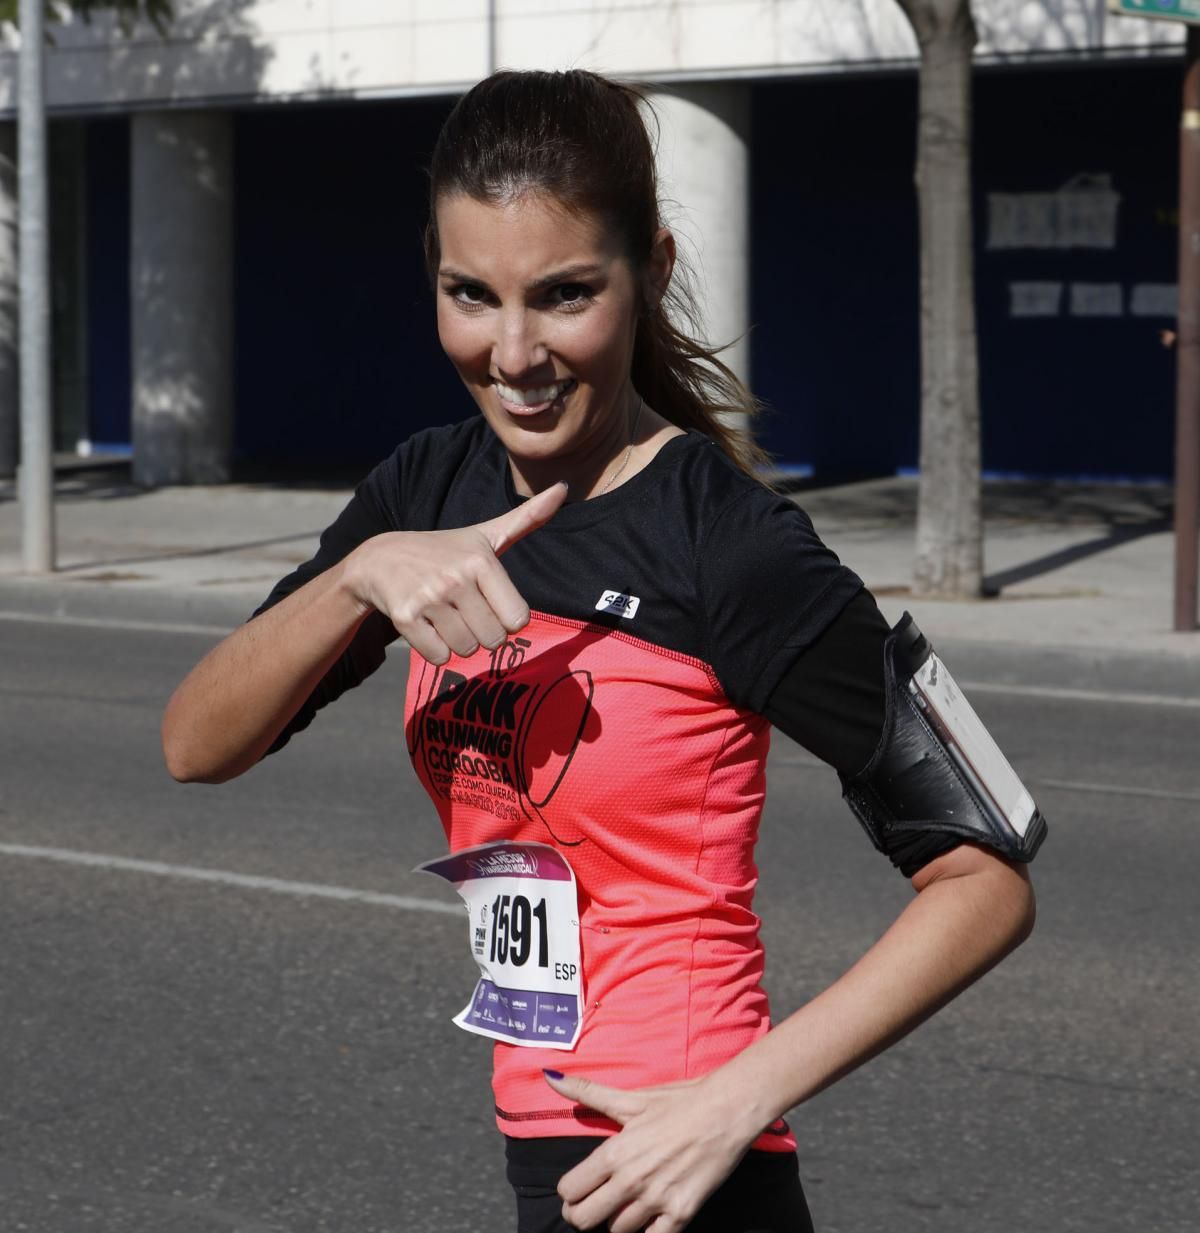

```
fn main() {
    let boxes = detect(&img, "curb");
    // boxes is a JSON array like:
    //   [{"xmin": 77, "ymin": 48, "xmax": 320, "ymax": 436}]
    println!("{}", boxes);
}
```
[
  {"xmin": 0, "ymin": 577, "xmax": 253, "ymax": 633},
  {"xmin": 933, "ymin": 636, "xmax": 1200, "ymax": 703},
  {"xmin": 4, "ymin": 574, "xmax": 1200, "ymax": 702}
]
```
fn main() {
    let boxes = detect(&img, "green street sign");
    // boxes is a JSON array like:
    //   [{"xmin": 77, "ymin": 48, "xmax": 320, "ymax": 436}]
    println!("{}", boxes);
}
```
[{"xmin": 1109, "ymin": 0, "xmax": 1200, "ymax": 22}]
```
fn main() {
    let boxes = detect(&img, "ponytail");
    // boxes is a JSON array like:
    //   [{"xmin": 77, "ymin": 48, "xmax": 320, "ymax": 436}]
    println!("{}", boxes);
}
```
[{"xmin": 632, "ymin": 267, "xmax": 771, "ymax": 479}]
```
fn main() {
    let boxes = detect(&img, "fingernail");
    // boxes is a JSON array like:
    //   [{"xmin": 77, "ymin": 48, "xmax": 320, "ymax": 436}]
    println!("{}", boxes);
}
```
[{"xmin": 543, "ymin": 1068, "xmax": 565, "ymax": 1081}]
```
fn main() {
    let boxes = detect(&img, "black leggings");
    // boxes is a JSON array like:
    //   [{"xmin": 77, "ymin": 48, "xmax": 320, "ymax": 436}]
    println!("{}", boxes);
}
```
[{"xmin": 505, "ymin": 1136, "xmax": 814, "ymax": 1233}]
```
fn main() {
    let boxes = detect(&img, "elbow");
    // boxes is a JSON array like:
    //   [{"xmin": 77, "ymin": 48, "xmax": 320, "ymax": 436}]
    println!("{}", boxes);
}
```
[
  {"xmin": 162, "ymin": 743, "xmax": 190, "ymax": 783},
  {"xmin": 163, "ymin": 749, "xmax": 218, "ymax": 785},
  {"xmin": 161, "ymin": 729, "xmax": 220, "ymax": 785},
  {"xmin": 913, "ymin": 842, "xmax": 1037, "ymax": 955},
  {"xmin": 161, "ymin": 696, "xmax": 236, "ymax": 785},
  {"xmin": 162, "ymin": 695, "xmax": 201, "ymax": 783},
  {"xmin": 984, "ymin": 857, "xmax": 1037, "ymax": 959},
  {"xmin": 161, "ymin": 692, "xmax": 279, "ymax": 784},
  {"xmin": 162, "ymin": 742, "xmax": 241, "ymax": 786},
  {"xmin": 161, "ymin": 726, "xmax": 247, "ymax": 785},
  {"xmin": 1009, "ymin": 869, "xmax": 1037, "ymax": 949}
]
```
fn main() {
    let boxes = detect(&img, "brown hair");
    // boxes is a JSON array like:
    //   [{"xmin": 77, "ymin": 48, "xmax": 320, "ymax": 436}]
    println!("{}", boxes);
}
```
[{"xmin": 424, "ymin": 69, "xmax": 770, "ymax": 480}]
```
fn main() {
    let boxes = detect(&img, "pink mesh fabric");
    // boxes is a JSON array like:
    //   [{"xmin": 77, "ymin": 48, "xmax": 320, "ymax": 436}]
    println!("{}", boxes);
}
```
[{"xmin": 405, "ymin": 612, "xmax": 795, "ymax": 1152}]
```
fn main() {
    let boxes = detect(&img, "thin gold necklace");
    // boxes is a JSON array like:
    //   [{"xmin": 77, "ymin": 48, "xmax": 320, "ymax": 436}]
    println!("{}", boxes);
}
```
[{"xmin": 596, "ymin": 398, "xmax": 644, "ymax": 497}]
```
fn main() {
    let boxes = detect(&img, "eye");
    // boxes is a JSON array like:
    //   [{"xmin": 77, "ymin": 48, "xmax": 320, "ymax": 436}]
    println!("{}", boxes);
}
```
[
  {"xmin": 548, "ymin": 283, "xmax": 594, "ymax": 311},
  {"xmin": 444, "ymin": 282, "xmax": 491, "ymax": 311}
]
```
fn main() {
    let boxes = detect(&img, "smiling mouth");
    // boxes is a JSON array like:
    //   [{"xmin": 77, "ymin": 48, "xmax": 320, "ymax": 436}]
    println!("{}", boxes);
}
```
[{"xmin": 493, "ymin": 378, "xmax": 576, "ymax": 411}]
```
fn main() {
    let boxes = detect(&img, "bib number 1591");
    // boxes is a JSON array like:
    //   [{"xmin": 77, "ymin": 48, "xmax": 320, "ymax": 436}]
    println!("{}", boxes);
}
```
[
  {"xmin": 489, "ymin": 893, "xmax": 549, "ymax": 968},
  {"xmin": 415, "ymin": 841, "xmax": 583, "ymax": 1050}
]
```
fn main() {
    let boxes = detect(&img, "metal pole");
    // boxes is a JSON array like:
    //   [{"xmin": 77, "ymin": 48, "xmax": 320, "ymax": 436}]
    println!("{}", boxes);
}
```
[
  {"xmin": 17, "ymin": 0, "xmax": 54, "ymax": 573},
  {"xmin": 487, "ymin": 0, "xmax": 497, "ymax": 75},
  {"xmin": 1175, "ymin": 26, "xmax": 1200, "ymax": 630}
]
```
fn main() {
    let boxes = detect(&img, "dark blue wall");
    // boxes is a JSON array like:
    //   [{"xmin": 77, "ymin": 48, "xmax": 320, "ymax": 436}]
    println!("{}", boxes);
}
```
[
  {"xmin": 85, "ymin": 61, "xmax": 1183, "ymax": 480},
  {"xmin": 752, "ymin": 62, "xmax": 1179, "ymax": 479},
  {"xmin": 85, "ymin": 117, "xmax": 131, "ymax": 450},
  {"xmin": 751, "ymin": 74, "xmax": 920, "ymax": 475},
  {"xmin": 233, "ymin": 98, "xmax": 456, "ymax": 466},
  {"xmin": 974, "ymin": 63, "xmax": 1177, "ymax": 480}
]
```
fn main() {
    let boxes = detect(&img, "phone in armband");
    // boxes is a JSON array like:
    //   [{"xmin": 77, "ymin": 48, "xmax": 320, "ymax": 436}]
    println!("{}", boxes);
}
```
[{"xmin": 892, "ymin": 613, "xmax": 1046, "ymax": 855}]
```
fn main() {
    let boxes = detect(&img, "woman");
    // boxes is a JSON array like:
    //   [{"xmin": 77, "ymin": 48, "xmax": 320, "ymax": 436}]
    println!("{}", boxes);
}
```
[{"xmin": 163, "ymin": 70, "xmax": 1037, "ymax": 1233}]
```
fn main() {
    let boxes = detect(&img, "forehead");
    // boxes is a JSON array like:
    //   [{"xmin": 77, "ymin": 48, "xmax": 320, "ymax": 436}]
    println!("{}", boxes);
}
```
[{"xmin": 435, "ymin": 192, "xmax": 624, "ymax": 282}]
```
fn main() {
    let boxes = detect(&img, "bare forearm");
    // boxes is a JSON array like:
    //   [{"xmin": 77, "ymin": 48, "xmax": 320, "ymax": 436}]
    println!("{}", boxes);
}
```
[
  {"xmin": 715, "ymin": 850, "xmax": 1036, "ymax": 1140},
  {"xmin": 162, "ymin": 559, "xmax": 371, "ymax": 783}
]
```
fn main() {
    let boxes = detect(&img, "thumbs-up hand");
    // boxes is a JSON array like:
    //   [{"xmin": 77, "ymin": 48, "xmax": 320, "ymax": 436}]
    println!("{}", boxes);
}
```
[{"xmin": 343, "ymin": 481, "xmax": 567, "ymax": 664}]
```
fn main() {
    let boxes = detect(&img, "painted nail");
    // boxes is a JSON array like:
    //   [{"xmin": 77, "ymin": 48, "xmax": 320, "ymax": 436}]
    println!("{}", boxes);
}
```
[{"xmin": 543, "ymin": 1068, "xmax": 565, "ymax": 1081}]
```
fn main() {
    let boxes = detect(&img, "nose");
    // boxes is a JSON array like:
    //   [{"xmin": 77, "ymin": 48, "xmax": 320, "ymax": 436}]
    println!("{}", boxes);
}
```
[{"xmin": 492, "ymin": 307, "xmax": 550, "ymax": 380}]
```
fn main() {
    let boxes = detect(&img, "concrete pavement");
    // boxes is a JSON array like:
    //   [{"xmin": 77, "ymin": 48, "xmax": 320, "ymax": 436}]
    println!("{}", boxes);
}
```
[
  {"xmin": 0, "ymin": 460, "xmax": 349, "ymax": 632},
  {"xmin": 2, "ymin": 457, "xmax": 1198, "ymax": 698}
]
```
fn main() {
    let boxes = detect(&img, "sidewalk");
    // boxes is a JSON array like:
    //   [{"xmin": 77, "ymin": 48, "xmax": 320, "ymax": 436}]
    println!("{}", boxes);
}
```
[
  {"xmin": 2, "ymin": 460, "xmax": 1198, "ymax": 698},
  {"xmin": 0, "ymin": 461, "xmax": 349, "ymax": 632},
  {"xmin": 796, "ymin": 474, "xmax": 1200, "ymax": 699}
]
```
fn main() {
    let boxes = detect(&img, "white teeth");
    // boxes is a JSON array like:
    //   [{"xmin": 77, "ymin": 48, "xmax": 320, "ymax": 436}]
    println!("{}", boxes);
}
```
[{"xmin": 495, "ymin": 379, "xmax": 573, "ymax": 406}]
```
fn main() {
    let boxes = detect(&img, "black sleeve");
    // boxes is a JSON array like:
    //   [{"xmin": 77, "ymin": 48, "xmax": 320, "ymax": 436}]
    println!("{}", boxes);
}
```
[
  {"xmin": 250, "ymin": 453, "xmax": 403, "ymax": 755},
  {"xmin": 762, "ymin": 587, "xmax": 888, "ymax": 776},
  {"xmin": 699, "ymin": 488, "xmax": 865, "ymax": 713},
  {"xmin": 763, "ymin": 588, "xmax": 964, "ymax": 878}
]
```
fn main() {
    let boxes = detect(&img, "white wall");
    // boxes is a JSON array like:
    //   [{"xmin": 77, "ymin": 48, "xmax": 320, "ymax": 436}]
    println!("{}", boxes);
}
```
[
  {"xmin": 0, "ymin": 0, "xmax": 1183, "ymax": 114},
  {"xmin": 975, "ymin": 0, "xmax": 1180, "ymax": 56}
]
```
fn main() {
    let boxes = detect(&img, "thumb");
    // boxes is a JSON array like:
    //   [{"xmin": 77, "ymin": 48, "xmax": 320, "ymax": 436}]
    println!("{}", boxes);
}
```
[
  {"xmin": 542, "ymin": 1069, "xmax": 637, "ymax": 1125},
  {"xmin": 480, "ymin": 482, "xmax": 568, "ymax": 556}
]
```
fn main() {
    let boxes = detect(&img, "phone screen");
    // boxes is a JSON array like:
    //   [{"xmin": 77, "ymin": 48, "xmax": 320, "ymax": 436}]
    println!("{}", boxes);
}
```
[{"xmin": 909, "ymin": 653, "xmax": 1036, "ymax": 839}]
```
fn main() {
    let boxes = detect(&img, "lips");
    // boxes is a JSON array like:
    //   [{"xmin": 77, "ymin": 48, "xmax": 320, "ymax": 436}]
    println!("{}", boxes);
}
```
[{"xmin": 494, "ymin": 377, "xmax": 576, "ymax": 414}]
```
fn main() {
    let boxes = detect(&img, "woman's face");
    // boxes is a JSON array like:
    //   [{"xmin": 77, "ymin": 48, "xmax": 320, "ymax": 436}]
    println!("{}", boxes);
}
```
[{"xmin": 434, "ymin": 191, "xmax": 655, "ymax": 496}]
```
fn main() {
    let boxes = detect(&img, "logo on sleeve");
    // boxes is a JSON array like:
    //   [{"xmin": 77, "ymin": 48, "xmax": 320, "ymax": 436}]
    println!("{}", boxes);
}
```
[{"xmin": 595, "ymin": 590, "xmax": 640, "ymax": 619}]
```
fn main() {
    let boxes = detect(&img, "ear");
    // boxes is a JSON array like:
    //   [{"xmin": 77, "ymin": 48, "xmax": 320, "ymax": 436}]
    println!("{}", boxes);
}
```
[{"xmin": 643, "ymin": 227, "xmax": 676, "ymax": 312}]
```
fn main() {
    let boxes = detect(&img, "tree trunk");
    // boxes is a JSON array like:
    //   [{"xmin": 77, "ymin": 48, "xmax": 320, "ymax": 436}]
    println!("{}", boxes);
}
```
[
  {"xmin": 0, "ymin": 123, "xmax": 17, "ymax": 479},
  {"xmin": 898, "ymin": 0, "xmax": 982, "ymax": 598}
]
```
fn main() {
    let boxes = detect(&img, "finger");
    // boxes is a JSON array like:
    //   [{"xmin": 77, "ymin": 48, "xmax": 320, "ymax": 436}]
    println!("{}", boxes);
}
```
[
  {"xmin": 479, "ymin": 481, "xmax": 568, "ymax": 556},
  {"xmin": 425, "ymin": 604, "xmax": 480, "ymax": 660},
  {"xmin": 555, "ymin": 1140, "xmax": 614, "ymax": 1206},
  {"xmin": 476, "ymin": 557, "xmax": 532, "ymax": 634},
  {"xmin": 609, "ymin": 1199, "xmax": 656, "ymax": 1233},
  {"xmin": 402, "ymin": 618, "xmax": 451, "ymax": 666},
  {"xmin": 645, "ymin": 1214, "xmax": 685, "ymax": 1233},
  {"xmin": 449, "ymin": 587, "xmax": 509, "ymax": 651},
  {"xmin": 560, "ymin": 1178, "xmax": 628, "ymax": 1233},
  {"xmin": 542, "ymin": 1071, "xmax": 637, "ymax": 1127}
]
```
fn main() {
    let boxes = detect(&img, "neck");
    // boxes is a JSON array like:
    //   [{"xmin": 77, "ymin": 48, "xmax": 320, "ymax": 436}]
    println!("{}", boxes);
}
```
[{"xmin": 508, "ymin": 389, "xmax": 643, "ymax": 500}]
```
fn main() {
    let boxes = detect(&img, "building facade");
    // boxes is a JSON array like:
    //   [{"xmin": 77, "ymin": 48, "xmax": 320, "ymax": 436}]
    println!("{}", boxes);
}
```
[{"xmin": 0, "ymin": 0, "xmax": 1186, "ymax": 481}]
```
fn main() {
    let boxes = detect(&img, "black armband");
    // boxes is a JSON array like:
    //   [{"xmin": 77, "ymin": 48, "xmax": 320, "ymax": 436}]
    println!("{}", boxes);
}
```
[{"xmin": 840, "ymin": 614, "xmax": 1047, "ymax": 871}]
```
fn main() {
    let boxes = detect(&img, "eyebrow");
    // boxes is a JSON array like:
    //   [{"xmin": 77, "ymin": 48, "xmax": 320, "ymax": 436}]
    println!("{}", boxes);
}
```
[{"xmin": 438, "ymin": 263, "xmax": 605, "ymax": 292}]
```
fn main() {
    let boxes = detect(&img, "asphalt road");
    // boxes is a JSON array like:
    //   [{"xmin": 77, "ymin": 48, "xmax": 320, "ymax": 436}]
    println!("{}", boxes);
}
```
[{"xmin": 1, "ymin": 616, "xmax": 1197, "ymax": 1233}]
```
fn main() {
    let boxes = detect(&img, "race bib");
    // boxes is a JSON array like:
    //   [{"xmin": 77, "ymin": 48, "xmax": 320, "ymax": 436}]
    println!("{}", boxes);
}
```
[{"xmin": 415, "ymin": 841, "xmax": 583, "ymax": 1050}]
